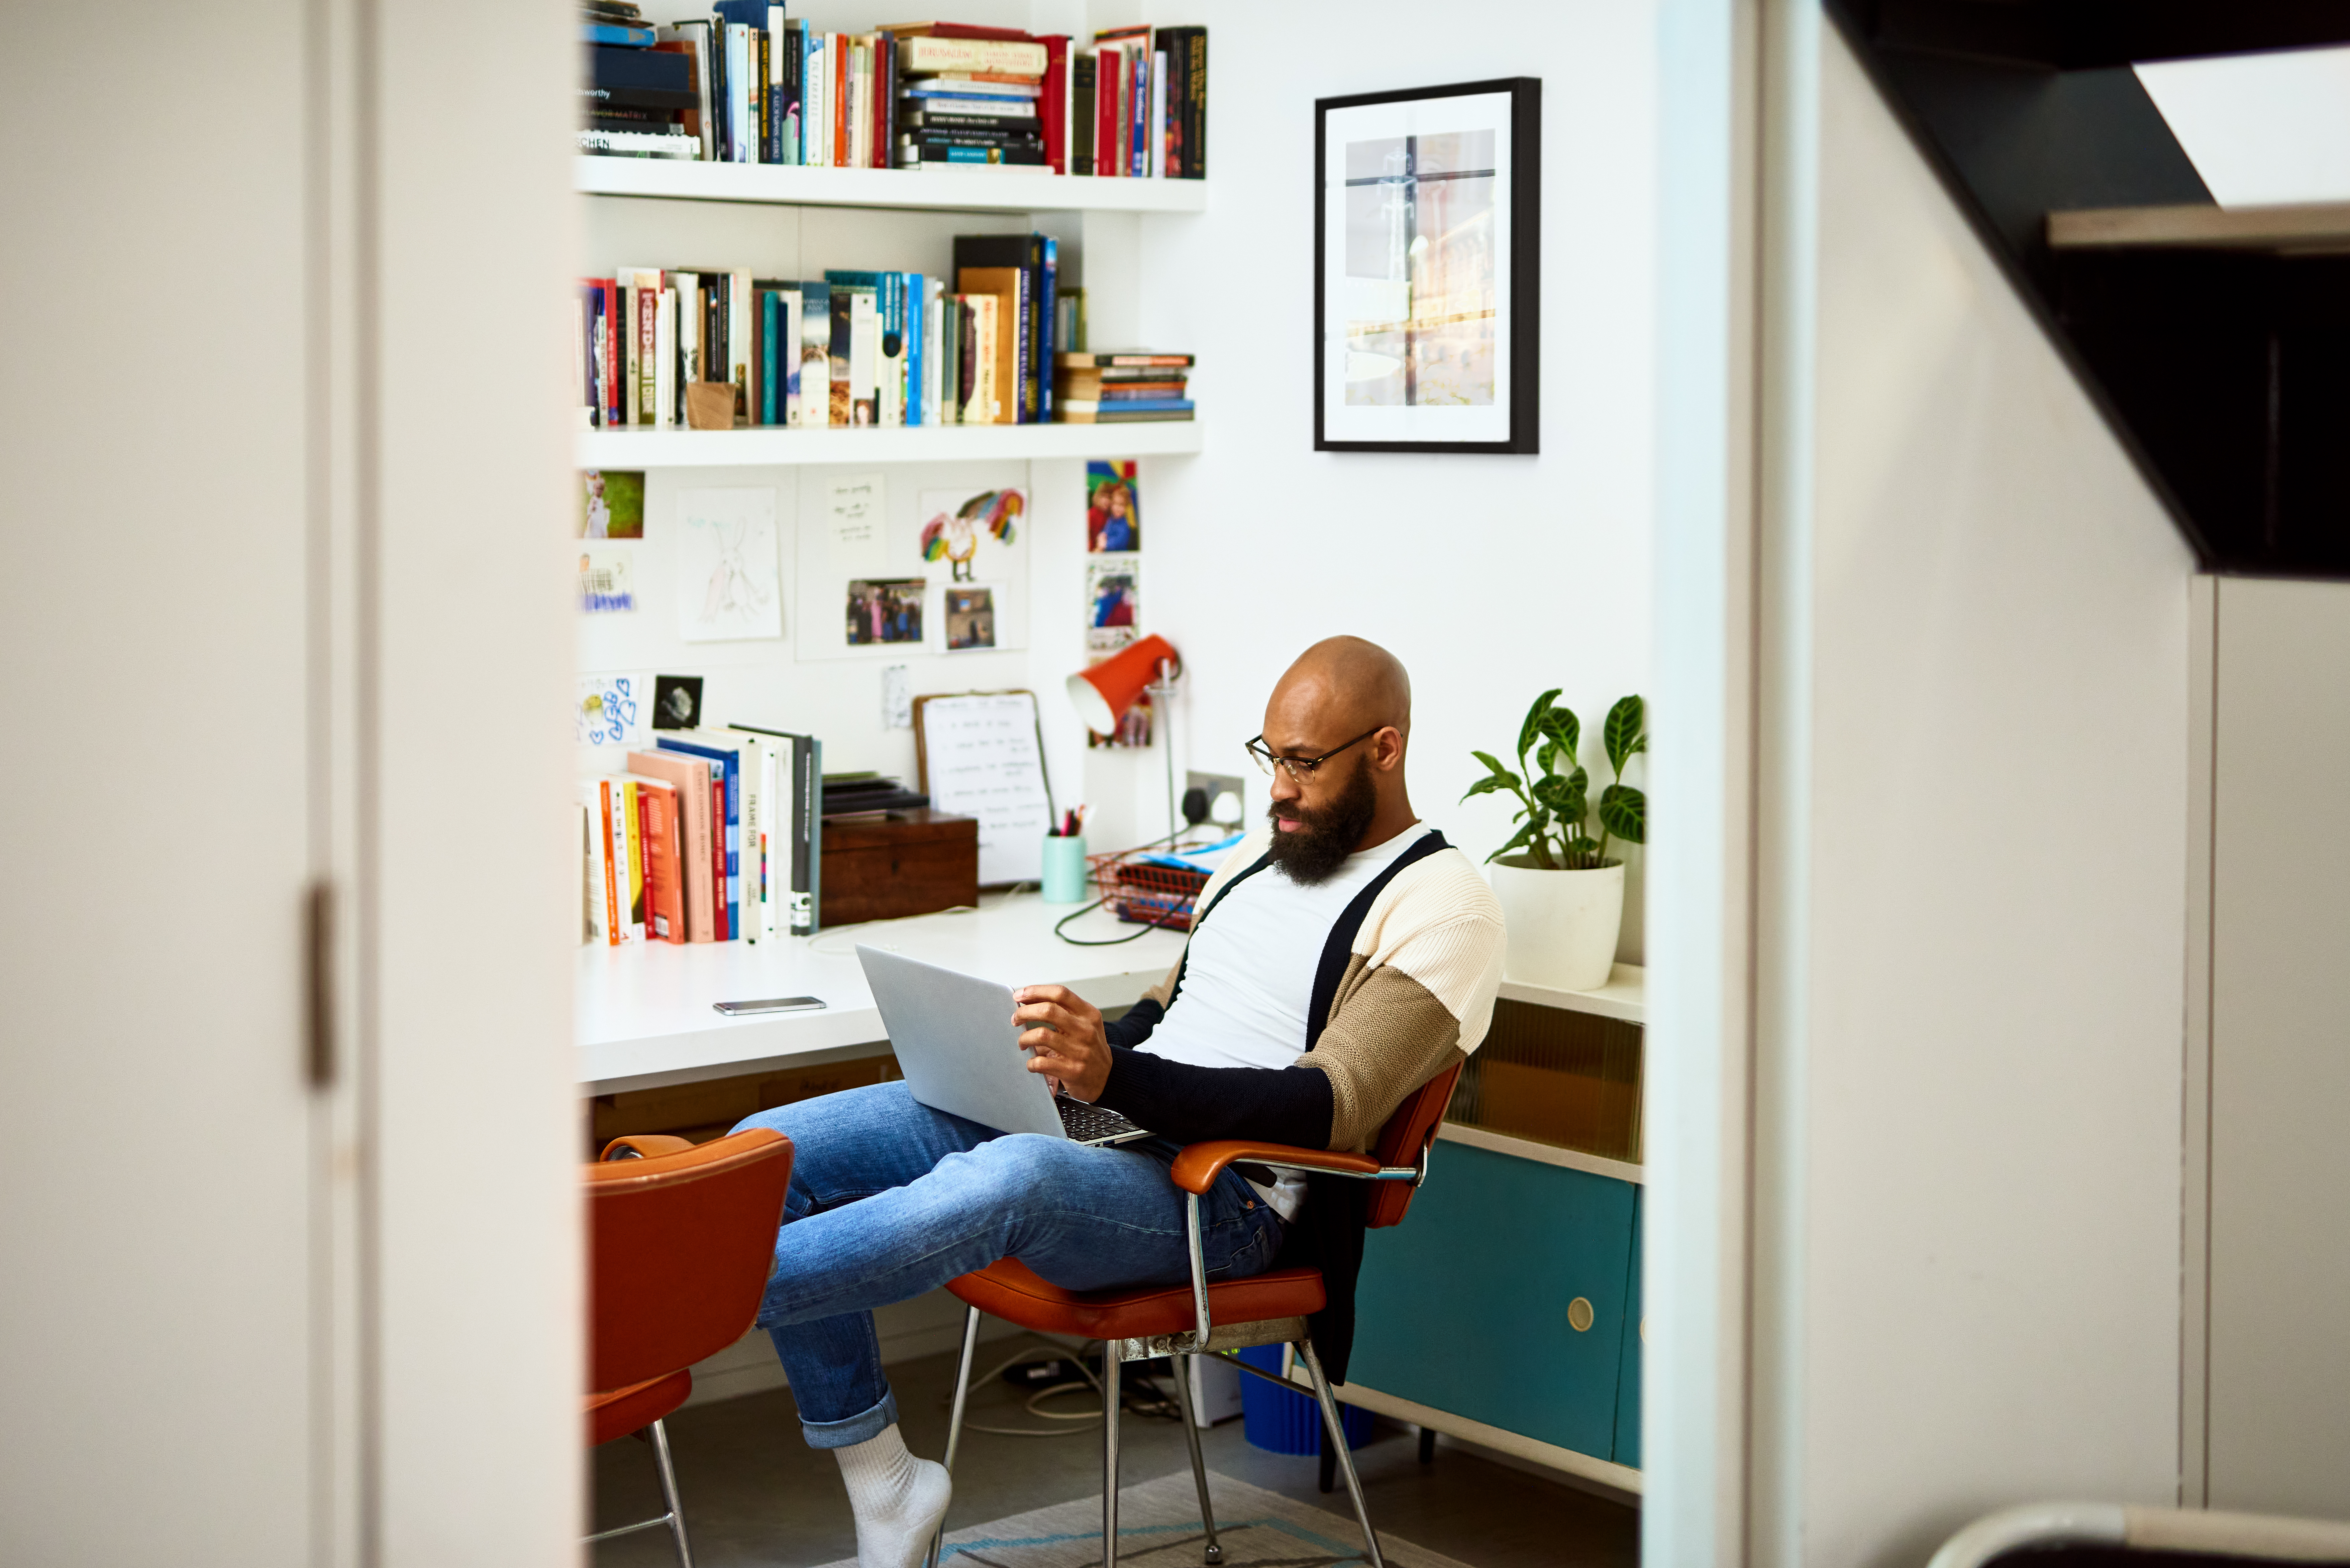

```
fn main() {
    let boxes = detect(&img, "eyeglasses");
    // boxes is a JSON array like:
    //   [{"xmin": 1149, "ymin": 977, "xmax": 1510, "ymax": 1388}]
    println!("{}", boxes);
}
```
[{"xmin": 1244, "ymin": 727, "xmax": 1385, "ymax": 784}]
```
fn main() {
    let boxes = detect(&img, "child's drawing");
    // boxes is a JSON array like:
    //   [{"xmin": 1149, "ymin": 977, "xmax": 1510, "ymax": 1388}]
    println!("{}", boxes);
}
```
[{"xmin": 675, "ymin": 486, "xmax": 783, "ymax": 642}]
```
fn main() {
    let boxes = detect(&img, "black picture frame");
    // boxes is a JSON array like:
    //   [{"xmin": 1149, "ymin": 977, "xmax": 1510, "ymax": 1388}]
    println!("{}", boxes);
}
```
[{"xmin": 1314, "ymin": 77, "xmax": 1540, "ymax": 454}]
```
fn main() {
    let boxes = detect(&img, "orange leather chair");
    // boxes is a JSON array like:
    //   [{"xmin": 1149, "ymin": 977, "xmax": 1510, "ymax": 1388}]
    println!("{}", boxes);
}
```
[
  {"xmin": 931, "ymin": 1062, "xmax": 1464, "ymax": 1568},
  {"xmin": 587, "ymin": 1128, "xmax": 795, "ymax": 1567}
]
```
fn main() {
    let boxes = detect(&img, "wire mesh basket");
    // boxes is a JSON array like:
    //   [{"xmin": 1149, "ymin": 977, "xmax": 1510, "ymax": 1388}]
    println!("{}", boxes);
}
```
[{"xmin": 1086, "ymin": 848, "xmax": 1214, "ymax": 930}]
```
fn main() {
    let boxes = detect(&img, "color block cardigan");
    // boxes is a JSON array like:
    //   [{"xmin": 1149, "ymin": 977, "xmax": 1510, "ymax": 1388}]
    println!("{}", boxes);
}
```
[{"xmin": 1094, "ymin": 825, "xmax": 1505, "ymax": 1379}]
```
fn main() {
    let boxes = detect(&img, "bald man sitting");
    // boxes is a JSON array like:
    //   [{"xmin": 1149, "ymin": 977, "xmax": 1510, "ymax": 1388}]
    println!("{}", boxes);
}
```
[{"xmin": 733, "ymin": 637, "xmax": 1506, "ymax": 1568}]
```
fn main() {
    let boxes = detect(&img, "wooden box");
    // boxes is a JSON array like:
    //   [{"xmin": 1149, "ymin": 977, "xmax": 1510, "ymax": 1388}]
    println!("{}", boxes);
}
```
[{"xmin": 820, "ymin": 809, "xmax": 979, "ymax": 926}]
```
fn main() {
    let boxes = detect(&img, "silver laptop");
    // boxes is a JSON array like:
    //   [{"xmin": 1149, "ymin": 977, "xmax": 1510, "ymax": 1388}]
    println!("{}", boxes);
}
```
[{"xmin": 856, "ymin": 945, "xmax": 1150, "ymax": 1145}]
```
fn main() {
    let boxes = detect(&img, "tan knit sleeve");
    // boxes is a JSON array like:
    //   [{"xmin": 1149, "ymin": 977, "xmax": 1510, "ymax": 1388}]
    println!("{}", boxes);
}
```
[{"xmin": 1297, "ymin": 961, "xmax": 1470, "ymax": 1151}]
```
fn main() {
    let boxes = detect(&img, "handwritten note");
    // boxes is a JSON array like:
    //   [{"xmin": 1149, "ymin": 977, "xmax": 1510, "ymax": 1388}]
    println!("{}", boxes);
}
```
[
  {"xmin": 918, "ymin": 693, "xmax": 1054, "ymax": 886},
  {"xmin": 827, "ymin": 474, "xmax": 885, "ymax": 576}
]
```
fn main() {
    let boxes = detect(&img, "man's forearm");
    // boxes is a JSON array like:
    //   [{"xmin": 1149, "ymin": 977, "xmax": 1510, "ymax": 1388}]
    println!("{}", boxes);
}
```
[{"xmin": 1094, "ymin": 1047, "xmax": 1333, "ymax": 1148}]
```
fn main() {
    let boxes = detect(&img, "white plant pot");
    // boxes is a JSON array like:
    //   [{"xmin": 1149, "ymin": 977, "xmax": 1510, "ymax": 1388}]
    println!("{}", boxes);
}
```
[{"xmin": 1488, "ymin": 857, "xmax": 1625, "ymax": 993}]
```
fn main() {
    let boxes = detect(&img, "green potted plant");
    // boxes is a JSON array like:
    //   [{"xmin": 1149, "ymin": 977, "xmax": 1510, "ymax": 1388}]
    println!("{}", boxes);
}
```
[{"xmin": 1463, "ymin": 690, "xmax": 1647, "ymax": 991}]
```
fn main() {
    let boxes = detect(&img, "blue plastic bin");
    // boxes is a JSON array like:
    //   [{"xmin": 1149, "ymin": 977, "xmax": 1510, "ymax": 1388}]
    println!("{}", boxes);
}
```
[{"xmin": 1236, "ymin": 1345, "xmax": 1373, "ymax": 1454}]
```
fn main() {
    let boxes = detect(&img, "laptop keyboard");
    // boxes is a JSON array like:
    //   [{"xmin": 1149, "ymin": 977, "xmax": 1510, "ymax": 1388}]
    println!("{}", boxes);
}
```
[{"xmin": 1056, "ymin": 1097, "xmax": 1144, "ymax": 1144}]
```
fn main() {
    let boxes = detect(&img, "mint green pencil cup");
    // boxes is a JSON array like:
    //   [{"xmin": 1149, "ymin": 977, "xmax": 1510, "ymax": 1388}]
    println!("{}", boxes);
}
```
[{"xmin": 1041, "ymin": 835, "xmax": 1090, "ymax": 903}]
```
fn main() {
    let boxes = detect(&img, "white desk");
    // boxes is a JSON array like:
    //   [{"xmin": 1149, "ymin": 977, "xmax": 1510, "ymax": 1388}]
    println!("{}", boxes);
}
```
[{"xmin": 577, "ymin": 894, "xmax": 1191, "ymax": 1094}]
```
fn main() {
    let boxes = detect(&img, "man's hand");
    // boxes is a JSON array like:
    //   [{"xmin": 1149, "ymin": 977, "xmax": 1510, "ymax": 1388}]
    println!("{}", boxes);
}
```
[{"xmin": 1012, "ymin": 984, "xmax": 1112, "ymax": 1102}]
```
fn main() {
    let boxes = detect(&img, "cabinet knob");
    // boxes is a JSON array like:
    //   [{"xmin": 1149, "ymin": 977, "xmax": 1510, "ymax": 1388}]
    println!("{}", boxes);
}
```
[{"xmin": 1567, "ymin": 1296, "xmax": 1595, "ymax": 1333}]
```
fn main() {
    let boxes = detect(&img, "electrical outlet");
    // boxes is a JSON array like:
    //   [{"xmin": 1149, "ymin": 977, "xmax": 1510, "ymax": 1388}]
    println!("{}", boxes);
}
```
[{"xmin": 1185, "ymin": 771, "xmax": 1248, "ymax": 828}]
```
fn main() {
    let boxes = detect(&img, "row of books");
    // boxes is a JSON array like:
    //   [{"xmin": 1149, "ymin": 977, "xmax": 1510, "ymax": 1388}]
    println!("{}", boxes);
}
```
[
  {"xmin": 578, "ymin": 727, "xmax": 821, "ymax": 946},
  {"xmin": 576, "ymin": 234, "xmax": 1173, "ymax": 428},
  {"xmin": 579, "ymin": 8, "xmax": 1206, "ymax": 178},
  {"xmin": 1055, "ymin": 352, "xmax": 1197, "ymax": 424}
]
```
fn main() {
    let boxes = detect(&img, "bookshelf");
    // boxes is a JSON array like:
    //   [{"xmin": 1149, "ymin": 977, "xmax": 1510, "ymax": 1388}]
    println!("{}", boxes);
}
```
[
  {"xmin": 579, "ymin": 155, "xmax": 1210, "ymax": 215},
  {"xmin": 576, "ymin": 418, "xmax": 1201, "ymax": 468}
]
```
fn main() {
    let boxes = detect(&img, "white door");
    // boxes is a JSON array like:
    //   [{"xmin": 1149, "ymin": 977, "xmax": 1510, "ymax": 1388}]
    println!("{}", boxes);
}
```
[{"xmin": 0, "ymin": 6, "xmax": 322, "ymax": 1562}]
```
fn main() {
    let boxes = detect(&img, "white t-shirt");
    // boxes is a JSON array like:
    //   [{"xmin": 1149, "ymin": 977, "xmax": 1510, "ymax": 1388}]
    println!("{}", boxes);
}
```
[{"xmin": 1137, "ymin": 823, "xmax": 1430, "ymax": 1220}]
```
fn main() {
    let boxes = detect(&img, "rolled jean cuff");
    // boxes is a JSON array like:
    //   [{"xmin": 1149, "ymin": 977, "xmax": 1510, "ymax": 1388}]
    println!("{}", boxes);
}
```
[{"xmin": 800, "ymin": 1389, "xmax": 899, "ymax": 1450}]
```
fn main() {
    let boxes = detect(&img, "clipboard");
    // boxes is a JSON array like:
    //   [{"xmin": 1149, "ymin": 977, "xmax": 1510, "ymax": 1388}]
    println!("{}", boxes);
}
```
[{"xmin": 912, "ymin": 690, "xmax": 1058, "ymax": 887}]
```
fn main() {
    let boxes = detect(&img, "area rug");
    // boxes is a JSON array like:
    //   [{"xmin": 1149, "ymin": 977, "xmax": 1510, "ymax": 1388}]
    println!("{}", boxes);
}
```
[{"xmin": 808, "ymin": 1469, "xmax": 1474, "ymax": 1568}]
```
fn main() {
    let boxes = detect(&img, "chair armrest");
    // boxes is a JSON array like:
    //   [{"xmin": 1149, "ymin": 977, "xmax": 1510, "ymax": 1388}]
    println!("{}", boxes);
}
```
[
  {"xmin": 599, "ymin": 1134, "xmax": 695, "ymax": 1162},
  {"xmin": 1169, "ymin": 1141, "xmax": 1380, "ymax": 1196}
]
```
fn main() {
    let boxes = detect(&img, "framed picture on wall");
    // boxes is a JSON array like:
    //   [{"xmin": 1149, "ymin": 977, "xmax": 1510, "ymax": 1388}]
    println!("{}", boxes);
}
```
[{"xmin": 1314, "ymin": 77, "xmax": 1540, "ymax": 454}]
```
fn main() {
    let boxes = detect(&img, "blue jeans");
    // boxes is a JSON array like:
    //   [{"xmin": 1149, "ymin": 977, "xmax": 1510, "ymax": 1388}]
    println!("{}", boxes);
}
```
[{"xmin": 733, "ymin": 1082, "xmax": 1285, "ymax": 1448}]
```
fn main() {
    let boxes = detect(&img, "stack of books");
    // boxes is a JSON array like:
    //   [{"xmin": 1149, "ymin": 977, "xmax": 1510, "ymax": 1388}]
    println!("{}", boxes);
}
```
[
  {"xmin": 574, "ymin": 10, "xmax": 1205, "ymax": 177},
  {"xmin": 576, "ymin": 232, "xmax": 1072, "ymax": 429},
  {"xmin": 1055, "ymin": 351, "xmax": 1195, "ymax": 424},
  {"xmin": 580, "ymin": 726, "xmax": 822, "ymax": 946},
  {"xmin": 822, "ymin": 774, "xmax": 931, "ymax": 817},
  {"xmin": 892, "ymin": 24, "xmax": 1049, "ymax": 169},
  {"xmin": 581, "ymin": 2, "xmax": 698, "ymax": 159}
]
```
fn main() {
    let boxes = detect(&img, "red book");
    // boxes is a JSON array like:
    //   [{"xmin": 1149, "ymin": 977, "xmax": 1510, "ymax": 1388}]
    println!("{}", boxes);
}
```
[
  {"xmin": 1095, "ymin": 47, "xmax": 1117, "ymax": 177},
  {"xmin": 597, "ymin": 278, "xmax": 620, "ymax": 426},
  {"xmin": 709, "ymin": 771, "xmax": 730, "ymax": 938},
  {"xmin": 1038, "ymin": 36, "xmax": 1069, "ymax": 175},
  {"xmin": 629, "ymin": 776, "xmax": 685, "ymax": 943},
  {"xmin": 625, "ymin": 750, "xmax": 715, "ymax": 942},
  {"xmin": 874, "ymin": 32, "xmax": 895, "ymax": 170}
]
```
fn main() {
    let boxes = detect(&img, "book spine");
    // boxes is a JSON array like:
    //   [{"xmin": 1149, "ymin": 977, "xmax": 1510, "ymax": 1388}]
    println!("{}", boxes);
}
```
[
  {"xmin": 645, "ymin": 784, "xmax": 683, "ymax": 942},
  {"xmin": 593, "ymin": 783, "xmax": 619, "ymax": 944},
  {"xmin": 1151, "ymin": 47, "xmax": 1167, "ymax": 178},
  {"xmin": 833, "ymin": 34, "xmax": 849, "ymax": 167},
  {"xmin": 925, "ymin": 277, "xmax": 943, "ymax": 425},
  {"xmin": 603, "ymin": 781, "xmax": 633, "ymax": 943},
  {"xmin": 761, "ymin": 21, "xmax": 777, "ymax": 161},
  {"xmin": 731, "ymin": 268, "xmax": 752, "ymax": 416},
  {"xmin": 1097, "ymin": 48, "xmax": 1117, "ymax": 177},
  {"xmin": 1073, "ymin": 52, "xmax": 1095, "ymax": 175},
  {"xmin": 781, "ymin": 19, "xmax": 800, "ymax": 163},
  {"xmin": 600, "ymin": 279, "xmax": 620, "ymax": 425},
  {"xmin": 1038, "ymin": 237, "xmax": 1056, "ymax": 421},
  {"xmin": 625, "ymin": 779, "xmax": 649, "ymax": 940},
  {"xmin": 1039, "ymin": 35, "xmax": 1069, "ymax": 175},
  {"xmin": 657, "ymin": 287, "xmax": 677, "ymax": 424},
  {"xmin": 798, "ymin": 736, "xmax": 820, "ymax": 935},
  {"xmin": 879, "ymin": 31, "xmax": 899, "ymax": 173},
  {"xmin": 761, "ymin": 290, "xmax": 779, "ymax": 424},
  {"xmin": 635, "ymin": 277, "xmax": 659, "ymax": 423},
  {"xmin": 709, "ymin": 771, "xmax": 730, "ymax": 938},
  {"xmin": 1014, "ymin": 262, "xmax": 1033, "ymax": 423},
  {"xmin": 1130, "ymin": 47, "xmax": 1148, "ymax": 178},
  {"xmin": 904, "ymin": 272, "xmax": 923, "ymax": 427}
]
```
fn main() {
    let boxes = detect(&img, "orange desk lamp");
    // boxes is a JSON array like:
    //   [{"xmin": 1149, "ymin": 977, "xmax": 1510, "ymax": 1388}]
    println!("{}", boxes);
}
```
[{"xmin": 1067, "ymin": 634, "xmax": 1185, "ymax": 836}]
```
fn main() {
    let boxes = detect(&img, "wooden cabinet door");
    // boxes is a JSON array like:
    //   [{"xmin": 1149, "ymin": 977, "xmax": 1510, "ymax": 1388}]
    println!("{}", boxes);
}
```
[{"xmin": 1349, "ymin": 1143, "xmax": 1637, "ymax": 1459}]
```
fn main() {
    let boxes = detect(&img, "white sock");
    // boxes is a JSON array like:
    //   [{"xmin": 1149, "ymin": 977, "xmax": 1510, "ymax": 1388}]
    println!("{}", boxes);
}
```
[{"xmin": 835, "ymin": 1423, "xmax": 953, "ymax": 1568}]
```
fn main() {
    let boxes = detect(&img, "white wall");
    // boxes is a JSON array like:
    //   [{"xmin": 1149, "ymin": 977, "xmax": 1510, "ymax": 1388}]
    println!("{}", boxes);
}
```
[
  {"xmin": 1133, "ymin": 0, "xmax": 1659, "ymax": 939},
  {"xmin": 2202, "ymin": 577, "xmax": 2350, "ymax": 1518},
  {"xmin": 1746, "ymin": 25, "xmax": 2196, "ymax": 1568}
]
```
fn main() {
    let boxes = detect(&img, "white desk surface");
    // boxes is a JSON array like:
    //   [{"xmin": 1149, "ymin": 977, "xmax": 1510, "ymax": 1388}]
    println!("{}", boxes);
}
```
[{"xmin": 578, "ymin": 893, "xmax": 1190, "ymax": 1094}]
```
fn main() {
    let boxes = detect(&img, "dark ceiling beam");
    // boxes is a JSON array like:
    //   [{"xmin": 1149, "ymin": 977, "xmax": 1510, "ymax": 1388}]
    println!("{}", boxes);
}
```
[{"xmin": 1845, "ymin": 0, "xmax": 2350, "ymax": 71}]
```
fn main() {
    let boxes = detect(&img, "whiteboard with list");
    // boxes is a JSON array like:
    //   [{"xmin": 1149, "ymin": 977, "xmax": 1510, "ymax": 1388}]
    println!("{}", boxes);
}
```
[{"xmin": 913, "ymin": 691, "xmax": 1056, "ymax": 886}]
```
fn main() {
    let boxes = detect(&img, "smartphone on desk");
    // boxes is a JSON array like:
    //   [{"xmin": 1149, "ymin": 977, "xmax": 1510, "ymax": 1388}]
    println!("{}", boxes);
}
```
[{"xmin": 712, "ymin": 996, "xmax": 827, "ymax": 1016}]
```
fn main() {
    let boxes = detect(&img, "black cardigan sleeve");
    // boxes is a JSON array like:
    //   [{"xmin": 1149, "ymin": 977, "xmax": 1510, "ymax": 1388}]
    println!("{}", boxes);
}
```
[{"xmin": 1093, "ymin": 1046, "xmax": 1334, "ymax": 1149}]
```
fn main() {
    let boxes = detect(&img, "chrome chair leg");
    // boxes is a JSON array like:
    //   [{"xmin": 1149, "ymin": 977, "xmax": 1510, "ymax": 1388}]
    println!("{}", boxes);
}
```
[
  {"xmin": 1102, "ymin": 1351, "xmax": 1123, "ymax": 1568},
  {"xmin": 1296, "ymin": 1341, "xmax": 1383, "ymax": 1568},
  {"xmin": 1166, "ymin": 1353, "xmax": 1224, "ymax": 1565},
  {"xmin": 646, "ymin": 1418, "xmax": 697, "ymax": 1568},
  {"xmin": 925, "ymin": 1306, "xmax": 983, "ymax": 1568}
]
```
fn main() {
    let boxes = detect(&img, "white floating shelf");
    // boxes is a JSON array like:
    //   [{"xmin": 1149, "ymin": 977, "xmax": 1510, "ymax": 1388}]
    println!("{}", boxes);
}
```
[
  {"xmin": 1496, "ymin": 962, "xmax": 1646, "ymax": 1026},
  {"xmin": 577, "ymin": 156, "xmax": 1209, "ymax": 215},
  {"xmin": 576, "ymin": 420, "xmax": 1202, "ymax": 468}
]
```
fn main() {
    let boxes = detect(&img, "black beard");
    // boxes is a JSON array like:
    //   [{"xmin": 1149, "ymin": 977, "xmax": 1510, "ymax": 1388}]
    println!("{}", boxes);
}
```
[{"xmin": 1264, "ymin": 754, "xmax": 1379, "ymax": 884}]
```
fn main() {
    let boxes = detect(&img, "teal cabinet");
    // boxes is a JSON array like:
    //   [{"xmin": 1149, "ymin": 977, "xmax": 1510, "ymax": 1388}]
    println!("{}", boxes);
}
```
[
  {"xmin": 1349, "ymin": 1143, "xmax": 1637, "ymax": 1461},
  {"xmin": 1612, "ymin": 1186, "xmax": 1643, "ymax": 1466}
]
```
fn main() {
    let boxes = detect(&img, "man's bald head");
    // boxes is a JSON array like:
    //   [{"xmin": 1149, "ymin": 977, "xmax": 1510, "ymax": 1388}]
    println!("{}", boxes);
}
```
[{"xmin": 1264, "ymin": 636, "xmax": 1412, "ymax": 747}]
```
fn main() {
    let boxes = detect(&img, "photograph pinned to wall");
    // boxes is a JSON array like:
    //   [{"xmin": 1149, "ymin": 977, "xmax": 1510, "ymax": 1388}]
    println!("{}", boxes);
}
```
[
  {"xmin": 846, "ymin": 579, "xmax": 926, "ymax": 646},
  {"xmin": 579, "ymin": 468, "xmax": 645, "ymax": 538},
  {"xmin": 944, "ymin": 586, "xmax": 999, "ymax": 652},
  {"xmin": 1316, "ymin": 78, "xmax": 1539, "ymax": 453},
  {"xmin": 1085, "ymin": 554, "xmax": 1140, "ymax": 655},
  {"xmin": 882, "ymin": 665, "xmax": 913, "ymax": 729},
  {"xmin": 675, "ymin": 486, "xmax": 783, "ymax": 642},
  {"xmin": 917, "ymin": 488, "xmax": 1023, "ymax": 584},
  {"xmin": 651, "ymin": 673, "xmax": 705, "ymax": 731},
  {"xmin": 577, "ymin": 671, "xmax": 651, "ymax": 750},
  {"xmin": 577, "ymin": 547, "xmax": 636, "ymax": 613},
  {"xmin": 1085, "ymin": 461, "xmax": 1140, "ymax": 552}
]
